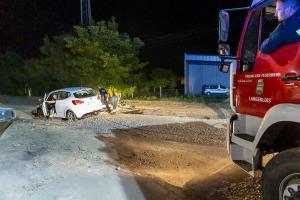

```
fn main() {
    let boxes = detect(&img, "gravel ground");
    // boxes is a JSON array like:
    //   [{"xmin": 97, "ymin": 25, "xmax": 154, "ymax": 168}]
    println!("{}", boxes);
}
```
[
  {"xmin": 123, "ymin": 100, "xmax": 233, "ymax": 119},
  {"xmin": 226, "ymin": 177, "xmax": 262, "ymax": 200},
  {"xmin": 70, "ymin": 112, "xmax": 227, "ymax": 135},
  {"xmin": 0, "ymin": 95, "xmax": 262, "ymax": 199},
  {"xmin": 113, "ymin": 121, "xmax": 226, "ymax": 147}
]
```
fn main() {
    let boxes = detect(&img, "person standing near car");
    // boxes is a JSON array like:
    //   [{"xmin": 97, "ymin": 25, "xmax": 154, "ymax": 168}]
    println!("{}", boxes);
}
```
[
  {"xmin": 99, "ymin": 86, "xmax": 107, "ymax": 99},
  {"xmin": 98, "ymin": 86, "xmax": 111, "ymax": 113},
  {"xmin": 45, "ymin": 94, "xmax": 57, "ymax": 117},
  {"xmin": 111, "ymin": 90, "xmax": 118, "ymax": 111}
]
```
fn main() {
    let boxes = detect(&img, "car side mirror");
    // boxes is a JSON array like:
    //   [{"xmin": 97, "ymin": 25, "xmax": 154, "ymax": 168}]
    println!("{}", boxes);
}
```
[
  {"xmin": 219, "ymin": 63, "xmax": 230, "ymax": 73},
  {"xmin": 219, "ymin": 10, "xmax": 230, "ymax": 42},
  {"xmin": 218, "ymin": 43, "xmax": 230, "ymax": 56}
]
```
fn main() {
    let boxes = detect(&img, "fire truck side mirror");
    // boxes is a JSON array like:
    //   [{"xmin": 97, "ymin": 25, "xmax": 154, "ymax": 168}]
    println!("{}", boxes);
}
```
[
  {"xmin": 219, "ymin": 10, "xmax": 230, "ymax": 42},
  {"xmin": 219, "ymin": 63, "xmax": 230, "ymax": 73},
  {"xmin": 218, "ymin": 43, "xmax": 230, "ymax": 56}
]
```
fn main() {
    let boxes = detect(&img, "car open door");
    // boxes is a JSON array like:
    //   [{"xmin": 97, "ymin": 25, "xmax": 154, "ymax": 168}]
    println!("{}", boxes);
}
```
[{"xmin": 42, "ymin": 93, "xmax": 48, "ymax": 117}]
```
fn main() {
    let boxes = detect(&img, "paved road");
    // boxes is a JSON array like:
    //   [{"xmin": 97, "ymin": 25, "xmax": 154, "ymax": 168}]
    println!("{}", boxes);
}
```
[{"xmin": 0, "ymin": 120, "xmax": 146, "ymax": 200}]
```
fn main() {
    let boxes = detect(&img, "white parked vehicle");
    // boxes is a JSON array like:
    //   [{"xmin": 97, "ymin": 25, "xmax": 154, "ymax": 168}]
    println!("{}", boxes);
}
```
[
  {"xmin": 202, "ymin": 84, "xmax": 229, "ymax": 96},
  {"xmin": 37, "ymin": 87, "xmax": 103, "ymax": 121}
]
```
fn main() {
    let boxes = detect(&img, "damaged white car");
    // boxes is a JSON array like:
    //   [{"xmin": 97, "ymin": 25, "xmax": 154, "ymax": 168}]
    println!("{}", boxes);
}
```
[{"xmin": 34, "ymin": 87, "xmax": 103, "ymax": 121}]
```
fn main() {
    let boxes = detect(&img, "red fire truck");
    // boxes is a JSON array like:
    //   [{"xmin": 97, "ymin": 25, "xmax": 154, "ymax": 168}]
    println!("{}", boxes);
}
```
[{"xmin": 218, "ymin": 0, "xmax": 300, "ymax": 199}]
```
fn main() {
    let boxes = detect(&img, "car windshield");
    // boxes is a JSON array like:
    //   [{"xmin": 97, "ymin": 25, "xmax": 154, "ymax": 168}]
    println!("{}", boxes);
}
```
[{"xmin": 73, "ymin": 89, "xmax": 96, "ymax": 99}]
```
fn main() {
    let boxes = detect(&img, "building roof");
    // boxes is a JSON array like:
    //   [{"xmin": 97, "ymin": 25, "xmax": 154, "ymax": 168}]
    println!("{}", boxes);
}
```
[
  {"xmin": 184, "ymin": 54, "xmax": 221, "ymax": 62},
  {"xmin": 184, "ymin": 53, "xmax": 236, "ymax": 63}
]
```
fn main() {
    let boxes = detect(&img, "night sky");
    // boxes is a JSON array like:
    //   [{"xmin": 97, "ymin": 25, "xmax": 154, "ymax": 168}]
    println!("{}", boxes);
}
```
[{"xmin": 0, "ymin": 0, "xmax": 251, "ymax": 76}]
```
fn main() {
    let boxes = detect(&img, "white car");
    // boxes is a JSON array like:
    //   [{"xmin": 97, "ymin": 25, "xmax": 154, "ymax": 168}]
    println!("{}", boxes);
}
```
[
  {"xmin": 39, "ymin": 87, "xmax": 103, "ymax": 121},
  {"xmin": 202, "ymin": 85, "xmax": 229, "ymax": 96}
]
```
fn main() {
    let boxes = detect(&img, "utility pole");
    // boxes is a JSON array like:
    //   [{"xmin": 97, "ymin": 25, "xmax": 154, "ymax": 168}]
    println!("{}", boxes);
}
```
[{"xmin": 80, "ymin": 0, "xmax": 92, "ymax": 26}]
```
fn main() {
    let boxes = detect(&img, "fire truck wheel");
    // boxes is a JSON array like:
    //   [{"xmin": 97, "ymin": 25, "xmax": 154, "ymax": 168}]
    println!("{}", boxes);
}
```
[{"xmin": 263, "ymin": 148, "xmax": 300, "ymax": 200}]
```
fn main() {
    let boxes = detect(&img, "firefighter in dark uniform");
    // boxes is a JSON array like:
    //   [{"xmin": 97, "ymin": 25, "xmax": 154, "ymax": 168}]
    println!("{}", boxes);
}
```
[
  {"xmin": 261, "ymin": 0, "xmax": 300, "ymax": 53},
  {"xmin": 98, "ymin": 86, "xmax": 111, "ymax": 113}
]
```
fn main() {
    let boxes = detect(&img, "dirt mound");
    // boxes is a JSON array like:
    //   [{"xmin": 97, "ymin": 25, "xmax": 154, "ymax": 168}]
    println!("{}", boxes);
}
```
[
  {"xmin": 113, "ymin": 121, "xmax": 226, "ymax": 147},
  {"xmin": 97, "ymin": 133, "xmax": 231, "ymax": 199},
  {"xmin": 97, "ymin": 121, "xmax": 262, "ymax": 200}
]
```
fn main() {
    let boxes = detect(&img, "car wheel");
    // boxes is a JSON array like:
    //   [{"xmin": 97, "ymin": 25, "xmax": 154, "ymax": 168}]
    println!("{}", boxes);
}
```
[
  {"xmin": 263, "ymin": 148, "xmax": 300, "ymax": 200},
  {"xmin": 66, "ymin": 111, "xmax": 77, "ymax": 122},
  {"xmin": 206, "ymin": 92, "xmax": 211, "ymax": 96},
  {"xmin": 226, "ymin": 92, "xmax": 229, "ymax": 96}
]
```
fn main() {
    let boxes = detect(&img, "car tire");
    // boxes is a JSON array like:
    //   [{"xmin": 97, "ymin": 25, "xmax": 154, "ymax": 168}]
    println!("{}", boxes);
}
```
[
  {"xmin": 226, "ymin": 92, "xmax": 229, "ymax": 96},
  {"xmin": 262, "ymin": 148, "xmax": 300, "ymax": 200},
  {"xmin": 66, "ymin": 111, "xmax": 77, "ymax": 122},
  {"xmin": 206, "ymin": 92, "xmax": 211, "ymax": 96}
]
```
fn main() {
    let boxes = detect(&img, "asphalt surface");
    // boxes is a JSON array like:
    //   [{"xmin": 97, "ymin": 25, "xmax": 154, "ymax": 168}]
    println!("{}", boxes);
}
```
[{"xmin": 0, "ymin": 120, "xmax": 147, "ymax": 200}]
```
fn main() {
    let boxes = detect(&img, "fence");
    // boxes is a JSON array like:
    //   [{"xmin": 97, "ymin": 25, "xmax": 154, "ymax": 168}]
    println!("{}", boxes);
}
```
[{"xmin": 132, "ymin": 88, "xmax": 185, "ymax": 99}]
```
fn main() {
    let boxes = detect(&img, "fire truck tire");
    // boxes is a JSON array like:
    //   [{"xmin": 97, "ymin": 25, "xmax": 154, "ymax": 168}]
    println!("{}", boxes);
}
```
[{"xmin": 262, "ymin": 148, "xmax": 300, "ymax": 200}]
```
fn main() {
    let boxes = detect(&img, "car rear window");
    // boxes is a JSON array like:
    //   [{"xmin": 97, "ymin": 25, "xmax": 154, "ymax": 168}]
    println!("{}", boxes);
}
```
[{"xmin": 73, "ymin": 89, "xmax": 96, "ymax": 99}]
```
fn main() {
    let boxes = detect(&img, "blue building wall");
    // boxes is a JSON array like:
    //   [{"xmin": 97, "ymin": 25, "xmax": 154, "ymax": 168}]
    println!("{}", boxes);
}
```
[{"xmin": 184, "ymin": 54, "xmax": 232, "ymax": 96}]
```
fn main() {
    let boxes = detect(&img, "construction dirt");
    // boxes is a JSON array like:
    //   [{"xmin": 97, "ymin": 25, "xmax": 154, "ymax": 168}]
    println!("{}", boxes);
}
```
[{"xmin": 97, "ymin": 121, "xmax": 262, "ymax": 200}]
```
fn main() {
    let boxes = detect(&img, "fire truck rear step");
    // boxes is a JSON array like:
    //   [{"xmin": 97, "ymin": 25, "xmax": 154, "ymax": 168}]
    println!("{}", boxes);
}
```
[
  {"xmin": 233, "ymin": 160, "xmax": 253, "ymax": 175},
  {"xmin": 229, "ymin": 143, "xmax": 262, "ymax": 176},
  {"xmin": 235, "ymin": 134, "xmax": 255, "ymax": 142}
]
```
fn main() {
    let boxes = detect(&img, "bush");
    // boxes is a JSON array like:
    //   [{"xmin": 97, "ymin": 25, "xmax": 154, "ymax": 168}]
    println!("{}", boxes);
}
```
[{"xmin": 25, "ymin": 18, "xmax": 146, "ymax": 95}]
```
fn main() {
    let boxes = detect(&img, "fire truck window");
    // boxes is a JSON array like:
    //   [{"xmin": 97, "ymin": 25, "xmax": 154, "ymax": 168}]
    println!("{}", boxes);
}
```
[
  {"xmin": 240, "ymin": 11, "xmax": 260, "ymax": 73},
  {"xmin": 262, "ymin": 6, "xmax": 278, "ymax": 42}
]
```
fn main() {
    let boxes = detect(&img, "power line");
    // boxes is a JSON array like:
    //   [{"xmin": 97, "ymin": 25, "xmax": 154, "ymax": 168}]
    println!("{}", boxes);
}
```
[
  {"xmin": 144, "ymin": 26, "xmax": 213, "ymax": 42},
  {"xmin": 142, "ymin": 22, "xmax": 245, "ymax": 48},
  {"xmin": 145, "ymin": 28, "xmax": 217, "ymax": 46},
  {"xmin": 142, "ymin": 17, "xmax": 246, "ymax": 46}
]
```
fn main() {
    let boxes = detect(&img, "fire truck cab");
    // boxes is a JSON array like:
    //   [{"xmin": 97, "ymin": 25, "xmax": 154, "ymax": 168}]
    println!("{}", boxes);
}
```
[{"xmin": 218, "ymin": 0, "xmax": 300, "ymax": 199}]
